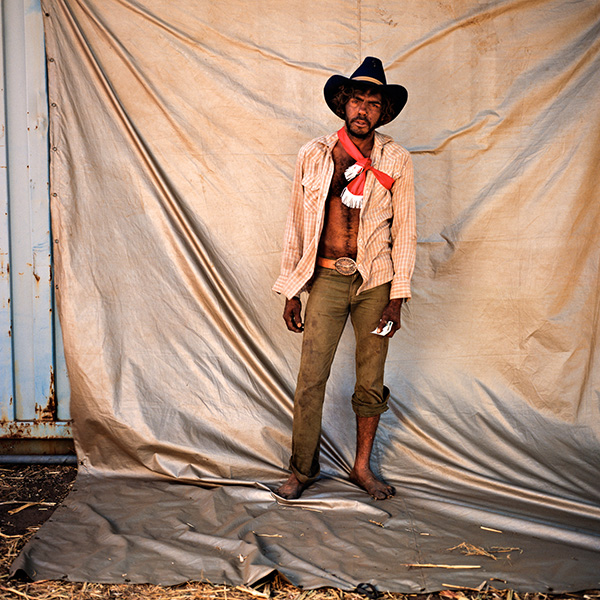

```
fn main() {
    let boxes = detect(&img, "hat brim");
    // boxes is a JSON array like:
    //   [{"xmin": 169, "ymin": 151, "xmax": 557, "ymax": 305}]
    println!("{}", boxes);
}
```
[{"xmin": 324, "ymin": 75, "xmax": 408, "ymax": 127}]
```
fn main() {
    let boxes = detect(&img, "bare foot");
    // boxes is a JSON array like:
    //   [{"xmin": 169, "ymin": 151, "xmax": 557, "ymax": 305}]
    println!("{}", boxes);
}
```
[
  {"xmin": 275, "ymin": 472, "xmax": 310, "ymax": 499},
  {"xmin": 349, "ymin": 467, "xmax": 395, "ymax": 500}
]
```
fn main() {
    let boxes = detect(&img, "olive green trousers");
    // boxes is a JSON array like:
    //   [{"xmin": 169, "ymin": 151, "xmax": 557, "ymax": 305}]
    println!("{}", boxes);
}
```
[{"xmin": 290, "ymin": 267, "xmax": 391, "ymax": 483}]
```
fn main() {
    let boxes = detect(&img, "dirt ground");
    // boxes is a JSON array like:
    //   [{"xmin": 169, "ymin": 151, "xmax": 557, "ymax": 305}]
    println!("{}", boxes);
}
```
[
  {"xmin": 0, "ymin": 464, "xmax": 77, "ymax": 575},
  {"xmin": 0, "ymin": 464, "xmax": 598, "ymax": 600}
]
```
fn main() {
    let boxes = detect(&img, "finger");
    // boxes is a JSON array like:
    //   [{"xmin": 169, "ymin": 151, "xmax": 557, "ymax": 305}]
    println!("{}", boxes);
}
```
[
  {"xmin": 292, "ymin": 309, "xmax": 303, "ymax": 328},
  {"xmin": 387, "ymin": 321, "xmax": 401, "ymax": 337},
  {"xmin": 287, "ymin": 321, "xmax": 302, "ymax": 333},
  {"xmin": 287, "ymin": 311, "xmax": 303, "ymax": 332},
  {"xmin": 284, "ymin": 313, "xmax": 297, "ymax": 331}
]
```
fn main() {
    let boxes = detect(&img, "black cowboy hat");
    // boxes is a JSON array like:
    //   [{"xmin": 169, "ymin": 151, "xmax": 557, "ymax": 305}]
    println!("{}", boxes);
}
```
[{"xmin": 324, "ymin": 56, "xmax": 408, "ymax": 126}]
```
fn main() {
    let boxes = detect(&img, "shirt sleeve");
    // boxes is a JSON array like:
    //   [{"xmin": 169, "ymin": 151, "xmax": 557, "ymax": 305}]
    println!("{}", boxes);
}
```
[
  {"xmin": 389, "ymin": 152, "xmax": 417, "ymax": 299},
  {"xmin": 272, "ymin": 147, "xmax": 306, "ymax": 298}
]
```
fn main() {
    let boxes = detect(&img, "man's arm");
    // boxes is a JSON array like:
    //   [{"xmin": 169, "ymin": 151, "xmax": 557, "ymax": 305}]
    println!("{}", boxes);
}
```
[
  {"xmin": 378, "ymin": 150, "xmax": 416, "ymax": 338},
  {"xmin": 389, "ymin": 151, "xmax": 416, "ymax": 300},
  {"xmin": 272, "ymin": 147, "xmax": 307, "ymax": 296},
  {"xmin": 276, "ymin": 148, "xmax": 308, "ymax": 333}
]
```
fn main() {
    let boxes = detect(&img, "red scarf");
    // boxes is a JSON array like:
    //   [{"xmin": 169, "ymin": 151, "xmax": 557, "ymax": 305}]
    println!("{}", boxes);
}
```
[{"xmin": 337, "ymin": 126, "xmax": 395, "ymax": 209}]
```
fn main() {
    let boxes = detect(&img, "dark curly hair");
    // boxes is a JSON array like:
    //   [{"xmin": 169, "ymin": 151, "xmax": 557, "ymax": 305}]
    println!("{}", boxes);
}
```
[{"xmin": 330, "ymin": 84, "xmax": 396, "ymax": 127}]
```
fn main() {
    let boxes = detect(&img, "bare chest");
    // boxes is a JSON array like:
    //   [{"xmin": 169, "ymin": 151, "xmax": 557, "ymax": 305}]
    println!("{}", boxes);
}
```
[
  {"xmin": 328, "ymin": 150, "xmax": 356, "ymax": 198},
  {"xmin": 317, "ymin": 145, "xmax": 362, "ymax": 258}
]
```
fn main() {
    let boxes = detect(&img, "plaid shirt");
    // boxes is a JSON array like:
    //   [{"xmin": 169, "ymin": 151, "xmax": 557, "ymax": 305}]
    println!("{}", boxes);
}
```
[{"xmin": 273, "ymin": 130, "xmax": 416, "ymax": 300}]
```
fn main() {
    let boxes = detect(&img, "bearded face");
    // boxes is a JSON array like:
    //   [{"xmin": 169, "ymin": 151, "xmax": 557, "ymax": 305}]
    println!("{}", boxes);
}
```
[{"xmin": 344, "ymin": 89, "xmax": 383, "ymax": 139}]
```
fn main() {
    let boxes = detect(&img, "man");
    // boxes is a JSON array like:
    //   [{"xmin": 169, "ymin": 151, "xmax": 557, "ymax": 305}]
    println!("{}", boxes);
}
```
[{"xmin": 273, "ymin": 57, "xmax": 416, "ymax": 500}]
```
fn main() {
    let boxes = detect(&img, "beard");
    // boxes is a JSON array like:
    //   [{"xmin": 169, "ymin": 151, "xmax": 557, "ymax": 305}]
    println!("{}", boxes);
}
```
[{"xmin": 345, "ymin": 116, "xmax": 378, "ymax": 139}]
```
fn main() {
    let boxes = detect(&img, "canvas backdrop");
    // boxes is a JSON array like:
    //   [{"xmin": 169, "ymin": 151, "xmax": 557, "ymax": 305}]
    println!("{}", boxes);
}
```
[{"xmin": 12, "ymin": 0, "xmax": 600, "ymax": 592}]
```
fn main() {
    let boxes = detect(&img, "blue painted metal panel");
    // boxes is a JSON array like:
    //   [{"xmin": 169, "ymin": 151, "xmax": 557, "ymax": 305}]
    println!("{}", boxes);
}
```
[
  {"xmin": 0, "ymin": 5, "xmax": 13, "ymax": 425},
  {"xmin": 0, "ymin": 0, "xmax": 71, "ymax": 440}
]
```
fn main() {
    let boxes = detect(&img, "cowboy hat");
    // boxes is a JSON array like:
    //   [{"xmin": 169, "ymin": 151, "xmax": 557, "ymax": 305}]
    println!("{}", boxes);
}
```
[{"xmin": 324, "ymin": 56, "xmax": 408, "ymax": 126}]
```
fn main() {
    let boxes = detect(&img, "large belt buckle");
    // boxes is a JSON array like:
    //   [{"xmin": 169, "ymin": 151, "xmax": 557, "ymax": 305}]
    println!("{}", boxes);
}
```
[{"xmin": 334, "ymin": 257, "xmax": 358, "ymax": 276}]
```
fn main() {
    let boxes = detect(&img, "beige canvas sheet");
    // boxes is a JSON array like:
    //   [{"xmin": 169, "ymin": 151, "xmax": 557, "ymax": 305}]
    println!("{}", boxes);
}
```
[{"xmin": 13, "ymin": 0, "xmax": 600, "ymax": 592}]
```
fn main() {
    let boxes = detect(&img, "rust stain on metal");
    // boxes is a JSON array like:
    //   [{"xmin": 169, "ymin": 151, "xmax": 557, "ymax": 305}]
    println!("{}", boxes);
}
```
[
  {"xmin": 35, "ymin": 403, "xmax": 54, "ymax": 421},
  {"xmin": 49, "ymin": 366, "xmax": 56, "ymax": 405},
  {"xmin": 35, "ymin": 367, "xmax": 57, "ymax": 422},
  {"xmin": 2, "ymin": 421, "xmax": 32, "ymax": 438},
  {"xmin": 0, "ymin": 396, "xmax": 14, "ymax": 423},
  {"xmin": 32, "ymin": 257, "xmax": 41, "ymax": 284},
  {"xmin": 0, "ymin": 419, "xmax": 74, "ymax": 439}
]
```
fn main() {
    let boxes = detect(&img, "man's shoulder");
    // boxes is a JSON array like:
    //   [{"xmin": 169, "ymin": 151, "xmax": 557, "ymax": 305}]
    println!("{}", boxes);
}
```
[
  {"xmin": 297, "ymin": 131, "xmax": 338, "ymax": 157},
  {"xmin": 376, "ymin": 132, "xmax": 410, "ymax": 159}
]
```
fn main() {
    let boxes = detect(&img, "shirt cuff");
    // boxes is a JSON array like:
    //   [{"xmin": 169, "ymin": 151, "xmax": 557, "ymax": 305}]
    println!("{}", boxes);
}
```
[{"xmin": 390, "ymin": 279, "xmax": 411, "ymax": 300}]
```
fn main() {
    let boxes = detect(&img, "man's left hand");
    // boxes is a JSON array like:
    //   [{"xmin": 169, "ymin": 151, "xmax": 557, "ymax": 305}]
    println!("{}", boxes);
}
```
[{"xmin": 376, "ymin": 298, "xmax": 405, "ymax": 338}]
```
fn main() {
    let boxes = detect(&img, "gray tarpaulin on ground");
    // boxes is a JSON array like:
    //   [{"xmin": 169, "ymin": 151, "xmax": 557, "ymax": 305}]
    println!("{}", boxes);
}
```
[{"xmin": 12, "ymin": 0, "xmax": 600, "ymax": 592}]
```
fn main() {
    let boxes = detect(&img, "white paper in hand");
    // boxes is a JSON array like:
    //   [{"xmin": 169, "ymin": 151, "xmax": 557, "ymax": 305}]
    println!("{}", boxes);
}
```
[{"xmin": 371, "ymin": 321, "xmax": 393, "ymax": 336}]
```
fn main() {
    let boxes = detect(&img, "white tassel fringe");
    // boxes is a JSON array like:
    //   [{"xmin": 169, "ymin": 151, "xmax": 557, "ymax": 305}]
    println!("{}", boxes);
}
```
[
  {"xmin": 344, "ymin": 163, "xmax": 363, "ymax": 181},
  {"xmin": 341, "ymin": 188, "xmax": 363, "ymax": 209}
]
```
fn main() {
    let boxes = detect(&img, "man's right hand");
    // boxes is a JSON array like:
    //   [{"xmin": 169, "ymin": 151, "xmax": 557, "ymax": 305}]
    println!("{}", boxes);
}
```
[{"xmin": 283, "ymin": 297, "xmax": 304, "ymax": 333}]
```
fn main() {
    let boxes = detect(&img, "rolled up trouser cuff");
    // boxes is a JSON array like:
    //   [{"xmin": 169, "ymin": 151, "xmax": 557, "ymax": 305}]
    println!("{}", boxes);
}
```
[
  {"xmin": 289, "ymin": 459, "xmax": 320, "ymax": 484},
  {"xmin": 352, "ymin": 385, "xmax": 390, "ymax": 417}
]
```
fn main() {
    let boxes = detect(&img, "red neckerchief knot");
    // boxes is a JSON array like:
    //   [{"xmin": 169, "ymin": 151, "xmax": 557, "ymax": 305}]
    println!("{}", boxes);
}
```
[{"xmin": 337, "ymin": 126, "xmax": 395, "ymax": 208}]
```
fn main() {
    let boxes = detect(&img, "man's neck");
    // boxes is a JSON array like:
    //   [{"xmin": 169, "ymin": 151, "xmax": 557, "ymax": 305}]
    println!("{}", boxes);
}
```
[{"xmin": 345, "ymin": 127, "xmax": 376, "ymax": 158}]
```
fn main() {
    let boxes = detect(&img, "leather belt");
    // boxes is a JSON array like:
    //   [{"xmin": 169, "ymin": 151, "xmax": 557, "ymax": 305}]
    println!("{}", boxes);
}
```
[{"xmin": 317, "ymin": 256, "xmax": 358, "ymax": 276}]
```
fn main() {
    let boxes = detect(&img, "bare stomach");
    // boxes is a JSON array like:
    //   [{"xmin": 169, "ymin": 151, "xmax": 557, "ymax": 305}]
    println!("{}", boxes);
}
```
[{"xmin": 318, "ymin": 195, "xmax": 360, "ymax": 259}]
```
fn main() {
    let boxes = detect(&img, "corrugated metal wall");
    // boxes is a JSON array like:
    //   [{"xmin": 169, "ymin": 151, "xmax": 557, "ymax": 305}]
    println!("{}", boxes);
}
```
[{"xmin": 0, "ymin": 0, "xmax": 71, "ymax": 441}]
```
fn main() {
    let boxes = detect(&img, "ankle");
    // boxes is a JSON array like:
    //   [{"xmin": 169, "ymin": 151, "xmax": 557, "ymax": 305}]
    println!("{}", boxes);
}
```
[{"xmin": 351, "ymin": 462, "xmax": 371, "ymax": 474}]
